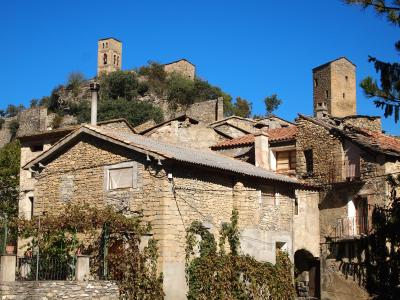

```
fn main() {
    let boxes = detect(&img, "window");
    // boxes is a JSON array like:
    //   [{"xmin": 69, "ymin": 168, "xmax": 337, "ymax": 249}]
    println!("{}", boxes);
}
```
[
  {"xmin": 318, "ymin": 102, "xmax": 322, "ymax": 107},
  {"xmin": 345, "ymin": 75, "xmax": 348, "ymax": 81},
  {"xmin": 29, "ymin": 197, "xmax": 34, "ymax": 220},
  {"xmin": 30, "ymin": 144, "xmax": 43, "ymax": 152},
  {"xmin": 113, "ymin": 54, "xmax": 116, "ymax": 65},
  {"xmin": 276, "ymin": 150, "xmax": 296, "ymax": 171},
  {"xmin": 103, "ymin": 53, "xmax": 108, "ymax": 65},
  {"xmin": 261, "ymin": 186, "xmax": 276, "ymax": 206},
  {"xmin": 117, "ymin": 56, "xmax": 120, "ymax": 66},
  {"xmin": 105, "ymin": 162, "xmax": 137, "ymax": 190},
  {"xmin": 294, "ymin": 196, "xmax": 299, "ymax": 215},
  {"xmin": 343, "ymin": 93, "xmax": 345, "ymax": 99},
  {"xmin": 304, "ymin": 149, "xmax": 313, "ymax": 174},
  {"xmin": 314, "ymin": 78, "xmax": 318, "ymax": 87},
  {"xmin": 325, "ymin": 90, "xmax": 329, "ymax": 99},
  {"xmin": 102, "ymin": 43, "xmax": 105, "ymax": 49},
  {"xmin": 106, "ymin": 42, "xmax": 108, "ymax": 47}
]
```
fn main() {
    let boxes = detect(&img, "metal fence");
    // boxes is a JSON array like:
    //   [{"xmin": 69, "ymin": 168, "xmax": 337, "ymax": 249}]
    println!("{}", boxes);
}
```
[{"xmin": 17, "ymin": 255, "xmax": 76, "ymax": 281}]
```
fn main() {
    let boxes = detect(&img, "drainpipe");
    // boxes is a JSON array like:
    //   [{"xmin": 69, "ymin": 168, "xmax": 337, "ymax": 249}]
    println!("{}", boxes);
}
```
[{"xmin": 89, "ymin": 82, "xmax": 100, "ymax": 126}]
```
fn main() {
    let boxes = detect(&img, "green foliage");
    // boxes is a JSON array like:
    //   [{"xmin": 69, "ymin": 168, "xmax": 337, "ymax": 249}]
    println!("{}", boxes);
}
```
[
  {"xmin": 67, "ymin": 72, "xmax": 85, "ymax": 97},
  {"xmin": 185, "ymin": 210, "xmax": 295, "ymax": 300},
  {"xmin": 99, "ymin": 70, "xmax": 139, "ymax": 101},
  {"xmin": 230, "ymin": 97, "xmax": 252, "ymax": 118},
  {"xmin": 5, "ymin": 104, "xmax": 24, "ymax": 118},
  {"xmin": 8, "ymin": 119, "xmax": 20, "ymax": 139},
  {"xmin": 71, "ymin": 98, "xmax": 163, "ymax": 126},
  {"xmin": 138, "ymin": 61, "xmax": 167, "ymax": 83},
  {"xmin": 0, "ymin": 140, "xmax": 20, "ymax": 219},
  {"xmin": 30, "ymin": 99, "xmax": 39, "ymax": 108},
  {"xmin": 166, "ymin": 73, "xmax": 196, "ymax": 108},
  {"xmin": 264, "ymin": 94, "xmax": 282, "ymax": 116},
  {"xmin": 345, "ymin": 0, "xmax": 400, "ymax": 122},
  {"xmin": 51, "ymin": 114, "xmax": 63, "ymax": 129},
  {"xmin": 17, "ymin": 204, "xmax": 164, "ymax": 299},
  {"xmin": 365, "ymin": 175, "xmax": 400, "ymax": 299}
]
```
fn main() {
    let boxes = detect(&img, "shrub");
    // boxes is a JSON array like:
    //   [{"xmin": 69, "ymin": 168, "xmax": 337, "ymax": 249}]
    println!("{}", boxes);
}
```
[
  {"xmin": 66, "ymin": 72, "xmax": 85, "ymax": 97},
  {"xmin": 51, "ymin": 114, "xmax": 63, "ymax": 129},
  {"xmin": 99, "ymin": 70, "xmax": 139, "ymax": 101},
  {"xmin": 8, "ymin": 120, "xmax": 20, "ymax": 139}
]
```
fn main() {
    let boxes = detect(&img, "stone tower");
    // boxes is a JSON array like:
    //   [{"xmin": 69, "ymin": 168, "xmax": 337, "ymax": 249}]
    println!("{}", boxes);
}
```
[
  {"xmin": 97, "ymin": 38, "xmax": 122, "ymax": 76},
  {"xmin": 312, "ymin": 57, "xmax": 356, "ymax": 118}
]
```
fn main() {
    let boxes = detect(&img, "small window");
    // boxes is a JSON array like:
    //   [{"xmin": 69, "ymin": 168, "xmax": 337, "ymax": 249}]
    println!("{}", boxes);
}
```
[
  {"xmin": 304, "ymin": 149, "xmax": 313, "ymax": 174},
  {"xmin": 105, "ymin": 162, "xmax": 137, "ymax": 191},
  {"xmin": 117, "ymin": 56, "xmax": 120, "ymax": 66},
  {"xmin": 294, "ymin": 196, "xmax": 299, "ymax": 215},
  {"xmin": 325, "ymin": 90, "xmax": 329, "ymax": 99},
  {"xmin": 102, "ymin": 43, "xmax": 105, "ymax": 49},
  {"xmin": 343, "ymin": 93, "xmax": 345, "ymax": 99},
  {"xmin": 314, "ymin": 78, "xmax": 318, "ymax": 87},
  {"xmin": 106, "ymin": 42, "xmax": 108, "ymax": 48},
  {"xmin": 276, "ymin": 241, "xmax": 288, "ymax": 253},
  {"xmin": 29, "ymin": 197, "xmax": 34, "ymax": 220},
  {"xmin": 103, "ymin": 53, "xmax": 108, "ymax": 65},
  {"xmin": 109, "ymin": 168, "xmax": 133, "ymax": 190},
  {"xmin": 261, "ymin": 186, "xmax": 276, "ymax": 206},
  {"xmin": 30, "ymin": 144, "xmax": 43, "ymax": 152},
  {"xmin": 113, "ymin": 55, "xmax": 116, "ymax": 65},
  {"xmin": 276, "ymin": 150, "xmax": 296, "ymax": 171},
  {"xmin": 345, "ymin": 75, "xmax": 348, "ymax": 81}
]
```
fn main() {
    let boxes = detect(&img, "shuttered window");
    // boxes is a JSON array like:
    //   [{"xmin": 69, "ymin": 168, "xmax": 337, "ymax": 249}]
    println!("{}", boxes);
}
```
[
  {"xmin": 105, "ymin": 162, "xmax": 137, "ymax": 191},
  {"xmin": 276, "ymin": 150, "xmax": 296, "ymax": 171},
  {"xmin": 109, "ymin": 168, "xmax": 133, "ymax": 190}
]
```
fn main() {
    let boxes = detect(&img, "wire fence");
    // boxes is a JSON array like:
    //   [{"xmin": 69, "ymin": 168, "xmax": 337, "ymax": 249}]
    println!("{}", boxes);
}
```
[{"xmin": 17, "ymin": 255, "xmax": 76, "ymax": 281}]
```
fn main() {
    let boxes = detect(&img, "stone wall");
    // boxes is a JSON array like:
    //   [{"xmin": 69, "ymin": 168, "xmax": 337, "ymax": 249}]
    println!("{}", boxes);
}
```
[
  {"xmin": 0, "ymin": 281, "xmax": 119, "ymax": 299},
  {"xmin": 164, "ymin": 59, "xmax": 195, "ymax": 80},
  {"xmin": 31, "ymin": 135, "xmax": 297, "ymax": 299},
  {"xmin": 341, "ymin": 116, "xmax": 382, "ymax": 132},
  {"xmin": 0, "ymin": 107, "xmax": 48, "ymax": 148}
]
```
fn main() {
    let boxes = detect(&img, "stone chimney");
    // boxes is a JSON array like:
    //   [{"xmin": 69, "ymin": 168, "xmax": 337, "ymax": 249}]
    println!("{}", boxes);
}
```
[
  {"xmin": 90, "ymin": 82, "xmax": 100, "ymax": 126},
  {"xmin": 315, "ymin": 101, "xmax": 329, "ymax": 119},
  {"xmin": 217, "ymin": 97, "xmax": 224, "ymax": 121},
  {"xmin": 254, "ymin": 129, "xmax": 269, "ymax": 169}
]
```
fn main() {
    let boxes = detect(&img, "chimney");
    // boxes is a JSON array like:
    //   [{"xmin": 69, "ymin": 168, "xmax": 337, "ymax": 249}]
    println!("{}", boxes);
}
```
[
  {"xmin": 315, "ymin": 101, "xmax": 329, "ymax": 119},
  {"xmin": 89, "ymin": 82, "xmax": 100, "ymax": 126},
  {"xmin": 254, "ymin": 129, "xmax": 270, "ymax": 169},
  {"xmin": 216, "ymin": 97, "xmax": 224, "ymax": 121}
]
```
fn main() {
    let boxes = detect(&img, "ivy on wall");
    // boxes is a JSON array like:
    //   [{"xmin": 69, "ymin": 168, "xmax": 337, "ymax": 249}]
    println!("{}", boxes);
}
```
[
  {"xmin": 16, "ymin": 204, "xmax": 163, "ymax": 299},
  {"xmin": 185, "ymin": 210, "xmax": 295, "ymax": 300}
]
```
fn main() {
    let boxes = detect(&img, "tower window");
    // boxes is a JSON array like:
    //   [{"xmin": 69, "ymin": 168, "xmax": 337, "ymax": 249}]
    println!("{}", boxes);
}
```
[
  {"xmin": 114, "ymin": 55, "xmax": 116, "ymax": 65},
  {"xmin": 318, "ymin": 102, "xmax": 322, "ymax": 107},
  {"xmin": 325, "ymin": 90, "xmax": 329, "ymax": 99},
  {"xmin": 343, "ymin": 93, "xmax": 345, "ymax": 99},
  {"xmin": 314, "ymin": 78, "xmax": 318, "ymax": 87},
  {"xmin": 102, "ymin": 43, "xmax": 105, "ymax": 49},
  {"xmin": 106, "ymin": 42, "xmax": 108, "ymax": 48},
  {"xmin": 345, "ymin": 75, "xmax": 348, "ymax": 81},
  {"xmin": 103, "ymin": 53, "xmax": 108, "ymax": 65},
  {"xmin": 117, "ymin": 56, "xmax": 120, "ymax": 66},
  {"xmin": 304, "ymin": 149, "xmax": 313, "ymax": 174}
]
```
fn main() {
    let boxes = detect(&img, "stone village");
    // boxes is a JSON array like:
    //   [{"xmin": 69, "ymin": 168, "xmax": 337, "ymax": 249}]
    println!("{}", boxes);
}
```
[{"xmin": 1, "ymin": 38, "xmax": 400, "ymax": 300}]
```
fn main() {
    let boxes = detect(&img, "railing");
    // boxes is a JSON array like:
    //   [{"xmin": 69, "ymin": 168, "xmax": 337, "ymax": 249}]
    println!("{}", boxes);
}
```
[
  {"xmin": 17, "ymin": 256, "xmax": 76, "ymax": 281},
  {"xmin": 335, "ymin": 216, "xmax": 370, "ymax": 238}
]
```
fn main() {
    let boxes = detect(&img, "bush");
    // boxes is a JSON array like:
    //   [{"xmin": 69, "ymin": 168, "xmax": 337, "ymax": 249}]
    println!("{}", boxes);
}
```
[
  {"xmin": 66, "ymin": 72, "xmax": 85, "ymax": 97},
  {"xmin": 51, "ymin": 114, "xmax": 63, "ymax": 129},
  {"xmin": 99, "ymin": 70, "xmax": 139, "ymax": 101},
  {"xmin": 8, "ymin": 120, "xmax": 20, "ymax": 138},
  {"xmin": 138, "ymin": 61, "xmax": 167, "ymax": 83},
  {"xmin": 71, "ymin": 98, "xmax": 163, "ymax": 126}
]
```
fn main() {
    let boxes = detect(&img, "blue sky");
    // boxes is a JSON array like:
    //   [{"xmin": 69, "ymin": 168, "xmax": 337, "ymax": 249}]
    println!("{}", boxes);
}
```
[{"xmin": 1, "ymin": 0, "xmax": 399, "ymax": 134}]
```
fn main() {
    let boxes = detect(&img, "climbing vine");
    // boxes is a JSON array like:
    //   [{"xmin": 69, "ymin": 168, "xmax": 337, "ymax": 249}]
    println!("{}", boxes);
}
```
[
  {"xmin": 17, "ymin": 203, "xmax": 163, "ymax": 299},
  {"xmin": 185, "ymin": 210, "xmax": 295, "ymax": 300}
]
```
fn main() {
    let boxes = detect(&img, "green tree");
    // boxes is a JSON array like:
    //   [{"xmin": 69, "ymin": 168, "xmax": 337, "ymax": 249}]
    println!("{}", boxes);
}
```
[
  {"xmin": 0, "ymin": 141, "xmax": 20, "ymax": 219},
  {"xmin": 232, "ymin": 97, "xmax": 252, "ymax": 118},
  {"xmin": 98, "ymin": 70, "xmax": 139, "ymax": 101},
  {"xmin": 264, "ymin": 94, "xmax": 282, "ymax": 116},
  {"xmin": 345, "ymin": 1, "xmax": 400, "ymax": 121},
  {"xmin": 66, "ymin": 72, "xmax": 85, "ymax": 97}
]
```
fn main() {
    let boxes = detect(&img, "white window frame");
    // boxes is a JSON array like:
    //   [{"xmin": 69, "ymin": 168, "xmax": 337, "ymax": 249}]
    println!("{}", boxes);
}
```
[{"xmin": 104, "ymin": 161, "xmax": 137, "ymax": 191}]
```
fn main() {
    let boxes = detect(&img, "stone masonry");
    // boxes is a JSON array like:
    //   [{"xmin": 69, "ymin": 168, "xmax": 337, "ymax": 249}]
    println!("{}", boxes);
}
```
[
  {"xmin": 28, "ymin": 133, "xmax": 298, "ymax": 300},
  {"xmin": 0, "ymin": 281, "xmax": 119, "ymax": 299}
]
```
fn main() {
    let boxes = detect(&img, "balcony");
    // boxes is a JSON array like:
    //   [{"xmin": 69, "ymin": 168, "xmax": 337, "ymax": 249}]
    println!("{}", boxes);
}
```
[{"xmin": 335, "ymin": 216, "xmax": 370, "ymax": 239}]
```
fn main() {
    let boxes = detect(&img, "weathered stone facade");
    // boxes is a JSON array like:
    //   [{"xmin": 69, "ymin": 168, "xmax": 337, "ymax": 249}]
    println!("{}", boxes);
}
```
[
  {"xmin": 0, "ymin": 281, "xmax": 119, "ymax": 299},
  {"xmin": 97, "ymin": 38, "xmax": 122, "ymax": 75},
  {"xmin": 340, "ymin": 115, "xmax": 382, "ymax": 132},
  {"xmin": 313, "ymin": 58, "xmax": 356, "ymax": 118},
  {"xmin": 164, "ymin": 59, "xmax": 195, "ymax": 80},
  {"xmin": 23, "ymin": 130, "xmax": 299, "ymax": 300}
]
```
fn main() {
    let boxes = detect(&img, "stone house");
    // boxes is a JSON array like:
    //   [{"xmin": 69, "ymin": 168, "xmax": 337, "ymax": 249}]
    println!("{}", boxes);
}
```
[
  {"xmin": 296, "ymin": 114, "xmax": 400, "ymax": 299},
  {"xmin": 18, "ymin": 120, "xmax": 316, "ymax": 299}
]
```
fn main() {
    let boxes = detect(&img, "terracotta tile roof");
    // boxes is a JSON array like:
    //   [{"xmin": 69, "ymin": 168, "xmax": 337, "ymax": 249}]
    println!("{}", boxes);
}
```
[{"xmin": 211, "ymin": 126, "xmax": 297, "ymax": 149}]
